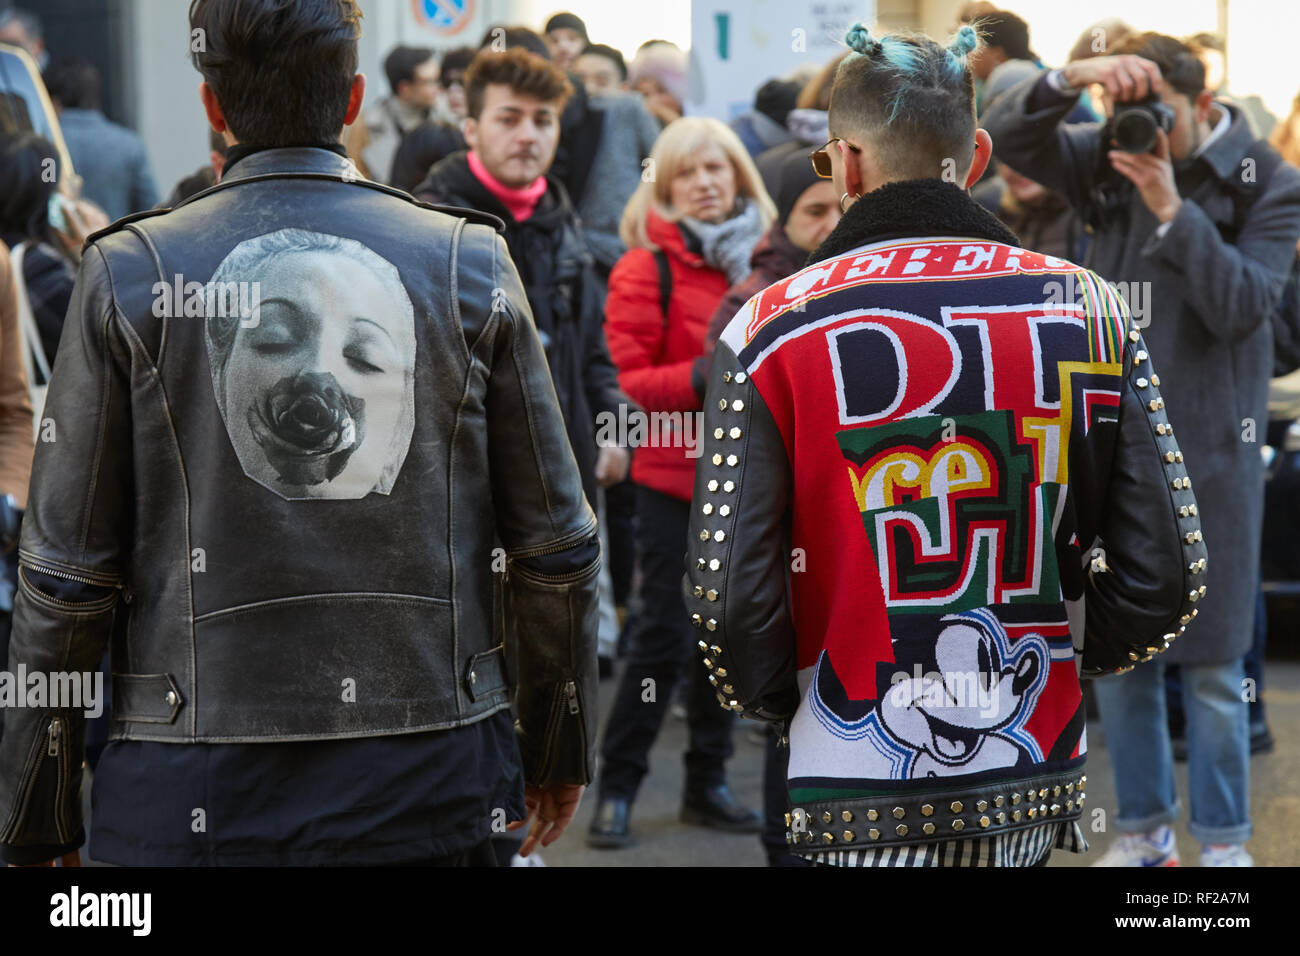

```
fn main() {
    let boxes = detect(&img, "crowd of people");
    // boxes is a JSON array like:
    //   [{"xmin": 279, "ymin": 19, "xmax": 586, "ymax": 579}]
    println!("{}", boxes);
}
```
[{"xmin": 0, "ymin": 0, "xmax": 1296, "ymax": 868}]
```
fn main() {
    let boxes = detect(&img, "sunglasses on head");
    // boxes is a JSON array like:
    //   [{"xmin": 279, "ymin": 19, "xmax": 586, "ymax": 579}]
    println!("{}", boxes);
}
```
[{"xmin": 809, "ymin": 137, "xmax": 861, "ymax": 178}]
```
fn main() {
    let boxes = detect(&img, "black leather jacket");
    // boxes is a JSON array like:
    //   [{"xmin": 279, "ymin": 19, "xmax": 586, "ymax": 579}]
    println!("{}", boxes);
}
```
[{"xmin": 0, "ymin": 147, "xmax": 601, "ymax": 857}]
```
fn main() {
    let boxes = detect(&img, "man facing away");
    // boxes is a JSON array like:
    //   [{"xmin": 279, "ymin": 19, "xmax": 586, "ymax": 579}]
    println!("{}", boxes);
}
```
[
  {"xmin": 684, "ymin": 23, "xmax": 1206, "ymax": 866},
  {"xmin": 0, "ymin": 0, "xmax": 599, "ymax": 867}
]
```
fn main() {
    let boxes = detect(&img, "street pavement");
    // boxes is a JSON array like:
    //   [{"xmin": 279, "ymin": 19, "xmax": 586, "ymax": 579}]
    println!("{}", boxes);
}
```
[
  {"xmin": 537, "ymin": 649, "xmax": 1300, "ymax": 868},
  {"xmin": 78, "ymin": 647, "xmax": 1299, "ymax": 868}
]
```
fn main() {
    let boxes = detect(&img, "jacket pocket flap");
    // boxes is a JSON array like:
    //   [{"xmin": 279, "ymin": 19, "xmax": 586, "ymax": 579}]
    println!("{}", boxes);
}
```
[
  {"xmin": 113, "ymin": 673, "xmax": 183, "ymax": 724},
  {"xmin": 465, "ymin": 645, "xmax": 508, "ymax": 703}
]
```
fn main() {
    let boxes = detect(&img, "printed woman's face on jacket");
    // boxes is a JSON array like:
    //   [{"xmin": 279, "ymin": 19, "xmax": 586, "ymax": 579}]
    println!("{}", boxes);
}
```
[{"xmin": 218, "ymin": 248, "xmax": 415, "ymax": 499}]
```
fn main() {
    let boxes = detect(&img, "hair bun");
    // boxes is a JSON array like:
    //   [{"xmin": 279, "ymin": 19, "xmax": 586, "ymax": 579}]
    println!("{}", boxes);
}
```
[
  {"xmin": 948, "ymin": 24, "xmax": 979, "ymax": 58},
  {"xmin": 845, "ymin": 22, "xmax": 882, "ymax": 56}
]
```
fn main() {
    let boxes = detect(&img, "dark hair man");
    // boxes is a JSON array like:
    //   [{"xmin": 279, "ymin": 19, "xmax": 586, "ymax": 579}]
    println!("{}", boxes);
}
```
[
  {"xmin": 414, "ymin": 48, "xmax": 630, "ymax": 516},
  {"xmin": 41, "ymin": 57, "xmax": 159, "ymax": 222},
  {"xmin": 966, "ymin": 10, "xmax": 1036, "ymax": 81},
  {"xmin": 343, "ymin": 43, "xmax": 437, "ymax": 183},
  {"xmin": 0, "ymin": 0, "xmax": 600, "ymax": 867},
  {"xmin": 543, "ymin": 12, "xmax": 588, "ymax": 70},
  {"xmin": 982, "ymin": 30, "xmax": 1300, "ymax": 868},
  {"xmin": 684, "ymin": 23, "xmax": 1205, "ymax": 867},
  {"xmin": 574, "ymin": 43, "xmax": 627, "ymax": 95},
  {"xmin": 436, "ymin": 45, "xmax": 476, "ymax": 123}
]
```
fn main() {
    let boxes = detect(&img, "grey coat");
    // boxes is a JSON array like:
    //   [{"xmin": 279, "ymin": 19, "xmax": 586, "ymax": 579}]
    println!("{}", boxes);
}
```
[
  {"xmin": 575, "ymin": 91, "xmax": 661, "ymax": 273},
  {"xmin": 983, "ymin": 77, "xmax": 1300, "ymax": 664}
]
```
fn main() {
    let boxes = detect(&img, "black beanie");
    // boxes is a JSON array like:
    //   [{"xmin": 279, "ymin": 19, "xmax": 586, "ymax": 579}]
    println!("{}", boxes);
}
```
[
  {"xmin": 757, "ymin": 142, "xmax": 824, "ymax": 225},
  {"xmin": 545, "ymin": 12, "xmax": 588, "ymax": 39},
  {"xmin": 753, "ymin": 78, "xmax": 801, "ymax": 128}
]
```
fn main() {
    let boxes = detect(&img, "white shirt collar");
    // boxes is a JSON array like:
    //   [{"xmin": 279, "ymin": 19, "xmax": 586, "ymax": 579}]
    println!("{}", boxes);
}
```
[{"xmin": 1194, "ymin": 103, "xmax": 1231, "ymax": 158}]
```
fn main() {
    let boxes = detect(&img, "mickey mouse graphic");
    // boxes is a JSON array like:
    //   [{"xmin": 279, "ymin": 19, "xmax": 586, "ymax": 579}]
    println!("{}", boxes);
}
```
[
  {"xmin": 876, "ymin": 608, "xmax": 1048, "ymax": 777},
  {"xmin": 801, "ymin": 608, "xmax": 1052, "ymax": 781}
]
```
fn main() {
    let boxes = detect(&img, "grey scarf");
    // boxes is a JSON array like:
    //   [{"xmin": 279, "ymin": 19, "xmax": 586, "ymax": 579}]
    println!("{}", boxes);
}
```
[{"xmin": 682, "ymin": 198, "xmax": 766, "ymax": 285}]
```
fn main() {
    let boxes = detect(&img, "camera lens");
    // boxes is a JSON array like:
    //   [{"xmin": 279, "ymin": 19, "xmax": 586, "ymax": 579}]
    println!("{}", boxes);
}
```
[{"xmin": 1114, "ymin": 107, "xmax": 1159, "ymax": 154}]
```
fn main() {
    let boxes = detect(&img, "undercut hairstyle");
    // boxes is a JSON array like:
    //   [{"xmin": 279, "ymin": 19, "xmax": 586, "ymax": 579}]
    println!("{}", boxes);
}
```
[
  {"xmin": 828, "ymin": 23, "xmax": 980, "ymax": 180},
  {"xmin": 580, "ymin": 43, "xmax": 627, "ymax": 81},
  {"xmin": 974, "ymin": 11, "xmax": 1034, "ymax": 61},
  {"xmin": 1114, "ymin": 32, "xmax": 1206, "ymax": 99},
  {"xmin": 384, "ymin": 45, "xmax": 435, "ymax": 94},
  {"xmin": 42, "ymin": 57, "xmax": 101, "ymax": 111},
  {"xmin": 463, "ymin": 47, "xmax": 573, "ymax": 120},
  {"xmin": 188, "ymin": 0, "xmax": 363, "ymax": 146}
]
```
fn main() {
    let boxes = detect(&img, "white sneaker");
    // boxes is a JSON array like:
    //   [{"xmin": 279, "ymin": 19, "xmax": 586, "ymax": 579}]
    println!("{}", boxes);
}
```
[
  {"xmin": 510, "ymin": 851, "xmax": 547, "ymax": 867},
  {"xmin": 1200, "ymin": 844, "xmax": 1253, "ymax": 867},
  {"xmin": 1092, "ymin": 827, "xmax": 1180, "ymax": 867}
]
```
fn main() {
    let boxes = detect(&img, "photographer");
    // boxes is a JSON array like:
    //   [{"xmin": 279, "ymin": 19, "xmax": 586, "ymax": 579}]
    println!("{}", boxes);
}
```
[{"xmin": 983, "ymin": 31, "xmax": 1300, "ymax": 867}]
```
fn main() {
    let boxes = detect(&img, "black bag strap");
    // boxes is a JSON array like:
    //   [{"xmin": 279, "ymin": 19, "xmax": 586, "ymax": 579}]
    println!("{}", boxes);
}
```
[{"xmin": 653, "ymin": 248, "xmax": 672, "ymax": 327}]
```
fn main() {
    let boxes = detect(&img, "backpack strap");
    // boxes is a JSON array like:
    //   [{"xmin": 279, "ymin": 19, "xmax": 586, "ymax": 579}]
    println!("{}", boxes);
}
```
[{"xmin": 652, "ymin": 248, "xmax": 672, "ymax": 327}]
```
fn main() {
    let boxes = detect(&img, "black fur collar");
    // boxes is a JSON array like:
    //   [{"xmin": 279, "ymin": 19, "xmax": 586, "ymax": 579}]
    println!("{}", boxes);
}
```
[{"xmin": 809, "ymin": 178, "xmax": 1021, "ymax": 265}]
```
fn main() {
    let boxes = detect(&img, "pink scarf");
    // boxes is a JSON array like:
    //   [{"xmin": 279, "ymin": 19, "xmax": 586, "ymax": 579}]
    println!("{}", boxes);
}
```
[{"xmin": 467, "ymin": 151, "xmax": 547, "ymax": 222}]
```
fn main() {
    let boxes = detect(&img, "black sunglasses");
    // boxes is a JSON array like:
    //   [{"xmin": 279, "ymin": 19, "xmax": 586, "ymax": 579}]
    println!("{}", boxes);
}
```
[{"xmin": 810, "ymin": 137, "xmax": 861, "ymax": 178}]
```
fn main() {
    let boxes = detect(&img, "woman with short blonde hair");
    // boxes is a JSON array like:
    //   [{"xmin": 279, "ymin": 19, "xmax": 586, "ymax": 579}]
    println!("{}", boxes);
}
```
[
  {"xmin": 620, "ymin": 117, "xmax": 775, "ymax": 251},
  {"xmin": 592, "ymin": 115, "xmax": 773, "ymax": 848}
]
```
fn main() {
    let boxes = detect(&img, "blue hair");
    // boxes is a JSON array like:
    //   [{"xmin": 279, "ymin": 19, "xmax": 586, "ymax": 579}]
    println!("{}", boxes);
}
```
[{"xmin": 843, "ymin": 22, "xmax": 979, "ymax": 123}]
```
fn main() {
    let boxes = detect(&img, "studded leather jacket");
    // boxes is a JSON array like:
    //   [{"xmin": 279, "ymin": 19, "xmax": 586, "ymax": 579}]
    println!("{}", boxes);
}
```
[
  {"xmin": 0, "ymin": 147, "xmax": 601, "ymax": 859},
  {"xmin": 683, "ymin": 179, "xmax": 1206, "ymax": 860}
]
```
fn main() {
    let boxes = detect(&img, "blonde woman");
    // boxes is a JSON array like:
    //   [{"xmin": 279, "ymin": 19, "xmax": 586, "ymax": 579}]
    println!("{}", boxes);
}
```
[{"xmin": 591, "ymin": 116, "xmax": 774, "ymax": 848}]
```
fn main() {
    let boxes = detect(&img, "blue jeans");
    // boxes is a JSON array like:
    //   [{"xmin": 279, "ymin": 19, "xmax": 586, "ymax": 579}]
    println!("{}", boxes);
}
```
[{"xmin": 1093, "ymin": 657, "xmax": 1251, "ymax": 845}]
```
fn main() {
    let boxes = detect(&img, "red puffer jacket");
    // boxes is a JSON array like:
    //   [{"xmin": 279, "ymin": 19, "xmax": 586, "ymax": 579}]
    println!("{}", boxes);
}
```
[{"xmin": 605, "ymin": 209, "xmax": 731, "ymax": 501}]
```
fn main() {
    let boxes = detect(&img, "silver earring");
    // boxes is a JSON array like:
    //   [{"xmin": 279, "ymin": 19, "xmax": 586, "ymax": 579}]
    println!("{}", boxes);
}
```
[{"xmin": 840, "ymin": 191, "xmax": 854, "ymax": 213}]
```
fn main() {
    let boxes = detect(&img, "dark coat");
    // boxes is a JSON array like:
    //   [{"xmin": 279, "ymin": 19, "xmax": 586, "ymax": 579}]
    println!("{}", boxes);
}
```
[
  {"xmin": 705, "ymin": 220, "xmax": 806, "ymax": 355},
  {"xmin": 972, "ymin": 176, "xmax": 1089, "ymax": 264},
  {"xmin": 389, "ymin": 122, "xmax": 465, "ymax": 194},
  {"xmin": 983, "ymin": 78, "xmax": 1300, "ymax": 663},
  {"xmin": 415, "ymin": 151, "xmax": 626, "ymax": 505}
]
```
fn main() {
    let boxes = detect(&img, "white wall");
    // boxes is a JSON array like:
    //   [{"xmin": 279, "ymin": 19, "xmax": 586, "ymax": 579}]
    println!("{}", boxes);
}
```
[
  {"xmin": 127, "ymin": 0, "xmax": 508, "ymax": 200},
  {"xmin": 130, "ymin": 0, "xmax": 211, "ymax": 201}
]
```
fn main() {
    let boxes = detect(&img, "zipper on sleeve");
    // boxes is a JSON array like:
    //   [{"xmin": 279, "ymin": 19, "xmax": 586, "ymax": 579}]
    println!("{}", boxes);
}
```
[
  {"xmin": 18, "ymin": 563, "xmax": 120, "ymax": 612},
  {"xmin": 0, "ymin": 715, "xmax": 72, "ymax": 845}
]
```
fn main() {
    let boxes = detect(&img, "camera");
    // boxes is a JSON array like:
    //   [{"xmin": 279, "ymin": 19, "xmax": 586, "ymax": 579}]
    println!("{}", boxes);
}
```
[{"xmin": 1110, "ymin": 95, "xmax": 1177, "ymax": 154}]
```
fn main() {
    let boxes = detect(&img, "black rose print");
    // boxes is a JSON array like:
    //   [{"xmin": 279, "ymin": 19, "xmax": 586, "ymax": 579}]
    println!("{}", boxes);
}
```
[{"xmin": 246, "ymin": 371, "xmax": 366, "ymax": 486}]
